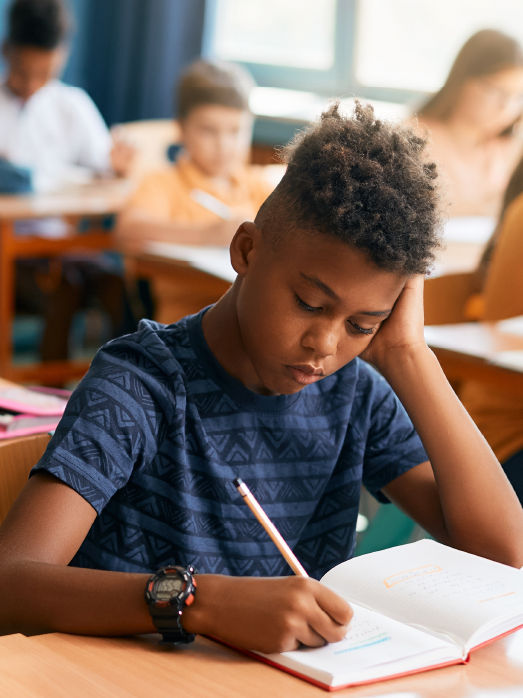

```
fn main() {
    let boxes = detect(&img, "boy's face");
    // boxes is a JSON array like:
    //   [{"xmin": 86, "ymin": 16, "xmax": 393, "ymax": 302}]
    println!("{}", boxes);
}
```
[
  {"xmin": 3, "ymin": 44, "xmax": 65, "ymax": 101},
  {"xmin": 228, "ymin": 225, "xmax": 407, "ymax": 396},
  {"xmin": 180, "ymin": 104, "xmax": 253, "ymax": 179}
]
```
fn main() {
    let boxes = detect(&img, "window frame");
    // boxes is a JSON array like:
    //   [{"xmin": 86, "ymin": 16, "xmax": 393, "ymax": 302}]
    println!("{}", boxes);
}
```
[{"xmin": 202, "ymin": 0, "xmax": 425, "ymax": 104}]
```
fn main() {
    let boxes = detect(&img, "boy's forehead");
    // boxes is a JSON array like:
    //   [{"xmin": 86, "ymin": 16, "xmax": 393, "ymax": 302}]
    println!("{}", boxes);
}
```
[
  {"xmin": 7, "ymin": 44, "xmax": 63, "ymax": 65},
  {"xmin": 260, "ymin": 225, "xmax": 407, "ymax": 293}
]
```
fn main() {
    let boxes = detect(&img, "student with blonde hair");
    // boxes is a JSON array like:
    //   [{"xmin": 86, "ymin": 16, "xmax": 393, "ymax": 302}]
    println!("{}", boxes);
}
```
[{"xmin": 116, "ymin": 59, "xmax": 274, "ymax": 252}]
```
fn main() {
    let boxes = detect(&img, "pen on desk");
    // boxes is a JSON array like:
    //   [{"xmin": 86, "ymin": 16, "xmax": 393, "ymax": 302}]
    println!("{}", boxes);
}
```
[
  {"xmin": 233, "ymin": 477, "xmax": 309, "ymax": 578},
  {"xmin": 190, "ymin": 188, "xmax": 232, "ymax": 220}
]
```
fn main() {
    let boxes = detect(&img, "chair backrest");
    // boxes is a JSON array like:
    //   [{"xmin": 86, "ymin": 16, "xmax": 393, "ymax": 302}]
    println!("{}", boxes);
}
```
[
  {"xmin": 424, "ymin": 271, "xmax": 481, "ymax": 325},
  {"xmin": 112, "ymin": 119, "xmax": 181, "ymax": 180},
  {"xmin": 0, "ymin": 433, "xmax": 50, "ymax": 524}
]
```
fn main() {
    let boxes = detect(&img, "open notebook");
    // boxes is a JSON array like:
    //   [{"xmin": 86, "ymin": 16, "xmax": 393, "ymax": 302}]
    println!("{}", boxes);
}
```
[{"xmin": 247, "ymin": 540, "xmax": 523, "ymax": 691}]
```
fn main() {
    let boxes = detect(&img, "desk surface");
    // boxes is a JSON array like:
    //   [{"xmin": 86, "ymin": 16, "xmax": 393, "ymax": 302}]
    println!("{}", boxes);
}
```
[
  {"xmin": 0, "ymin": 629, "xmax": 521, "ymax": 697},
  {"xmin": 425, "ymin": 318, "xmax": 523, "ymax": 396},
  {"xmin": 425, "ymin": 319, "xmax": 523, "ymax": 368},
  {"xmin": 0, "ymin": 178, "xmax": 133, "ymax": 220},
  {"xmin": 141, "ymin": 241, "xmax": 235, "ymax": 283},
  {"xmin": 0, "ymin": 178, "xmax": 134, "ymax": 384}
]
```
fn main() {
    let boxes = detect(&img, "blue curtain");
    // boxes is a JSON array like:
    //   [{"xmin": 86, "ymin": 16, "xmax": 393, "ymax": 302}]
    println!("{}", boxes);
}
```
[{"xmin": 0, "ymin": 0, "xmax": 206, "ymax": 125}]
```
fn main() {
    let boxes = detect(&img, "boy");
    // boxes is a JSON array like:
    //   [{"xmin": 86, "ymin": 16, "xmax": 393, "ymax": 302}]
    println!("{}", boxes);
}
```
[
  {"xmin": 116, "ymin": 58, "xmax": 276, "ymax": 251},
  {"xmin": 0, "ymin": 0, "xmax": 131, "ymax": 190},
  {"xmin": 0, "ymin": 104, "xmax": 521, "ymax": 654},
  {"xmin": 2, "ymin": 0, "xmax": 133, "ymax": 359}
]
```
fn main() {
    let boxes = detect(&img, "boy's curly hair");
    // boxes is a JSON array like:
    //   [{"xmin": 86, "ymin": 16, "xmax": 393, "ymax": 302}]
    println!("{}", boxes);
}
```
[{"xmin": 256, "ymin": 102, "xmax": 441, "ymax": 274}]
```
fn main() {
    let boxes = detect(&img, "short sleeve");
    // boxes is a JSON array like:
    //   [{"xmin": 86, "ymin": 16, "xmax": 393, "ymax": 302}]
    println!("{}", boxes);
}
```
[
  {"xmin": 31, "ymin": 333, "xmax": 175, "ymax": 514},
  {"xmin": 361, "ymin": 372, "xmax": 428, "ymax": 503},
  {"xmin": 68, "ymin": 88, "xmax": 112, "ymax": 172},
  {"xmin": 122, "ymin": 171, "xmax": 173, "ymax": 221}
]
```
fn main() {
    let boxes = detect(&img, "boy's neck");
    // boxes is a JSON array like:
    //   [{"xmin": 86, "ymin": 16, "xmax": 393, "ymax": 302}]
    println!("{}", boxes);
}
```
[{"xmin": 202, "ymin": 288, "xmax": 266, "ymax": 395}]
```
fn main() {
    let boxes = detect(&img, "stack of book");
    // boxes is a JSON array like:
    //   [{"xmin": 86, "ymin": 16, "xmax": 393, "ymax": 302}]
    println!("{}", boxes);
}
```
[{"xmin": 0, "ymin": 378, "xmax": 69, "ymax": 439}]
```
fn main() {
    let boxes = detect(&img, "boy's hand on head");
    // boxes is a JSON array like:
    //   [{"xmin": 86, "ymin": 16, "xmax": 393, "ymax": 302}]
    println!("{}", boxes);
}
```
[
  {"xmin": 360, "ymin": 275, "xmax": 427, "ymax": 372},
  {"xmin": 182, "ymin": 574, "xmax": 352, "ymax": 653}
]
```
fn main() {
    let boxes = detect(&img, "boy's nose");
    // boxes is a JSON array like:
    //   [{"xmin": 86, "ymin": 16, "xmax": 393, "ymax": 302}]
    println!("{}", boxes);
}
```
[{"xmin": 301, "ymin": 322, "xmax": 340, "ymax": 358}]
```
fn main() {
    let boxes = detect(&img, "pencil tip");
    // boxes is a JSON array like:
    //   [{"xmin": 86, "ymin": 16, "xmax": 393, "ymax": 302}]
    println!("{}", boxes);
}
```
[{"xmin": 233, "ymin": 477, "xmax": 243, "ymax": 488}]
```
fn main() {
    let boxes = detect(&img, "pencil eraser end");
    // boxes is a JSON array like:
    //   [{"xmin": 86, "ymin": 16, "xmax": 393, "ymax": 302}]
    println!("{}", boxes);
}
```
[{"xmin": 233, "ymin": 477, "xmax": 243, "ymax": 488}]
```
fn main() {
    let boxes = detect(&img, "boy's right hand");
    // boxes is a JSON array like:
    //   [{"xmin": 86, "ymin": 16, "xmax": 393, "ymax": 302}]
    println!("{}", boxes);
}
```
[{"xmin": 182, "ymin": 574, "xmax": 353, "ymax": 653}]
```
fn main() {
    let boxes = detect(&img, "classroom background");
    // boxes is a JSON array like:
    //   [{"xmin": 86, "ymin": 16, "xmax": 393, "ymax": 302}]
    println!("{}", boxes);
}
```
[{"xmin": 2, "ymin": 0, "xmax": 523, "ymax": 553}]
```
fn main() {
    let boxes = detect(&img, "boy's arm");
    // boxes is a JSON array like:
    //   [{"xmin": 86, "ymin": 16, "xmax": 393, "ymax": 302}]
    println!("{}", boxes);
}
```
[
  {"xmin": 0, "ymin": 473, "xmax": 351, "ymax": 650},
  {"xmin": 364, "ymin": 276, "xmax": 523, "ymax": 567}
]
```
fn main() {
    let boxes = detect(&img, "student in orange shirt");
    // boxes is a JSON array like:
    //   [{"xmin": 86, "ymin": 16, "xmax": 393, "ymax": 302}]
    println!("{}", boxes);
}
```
[{"xmin": 116, "ymin": 59, "xmax": 276, "ymax": 253}]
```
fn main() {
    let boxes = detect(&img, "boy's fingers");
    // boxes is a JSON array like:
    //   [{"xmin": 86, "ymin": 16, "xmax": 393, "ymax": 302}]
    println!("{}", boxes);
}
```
[
  {"xmin": 296, "ymin": 625, "xmax": 330, "ymax": 648},
  {"xmin": 316, "ymin": 584, "xmax": 354, "ymax": 627},
  {"xmin": 308, "ymin": 607, "xmax": 350, "ymax": 645}
]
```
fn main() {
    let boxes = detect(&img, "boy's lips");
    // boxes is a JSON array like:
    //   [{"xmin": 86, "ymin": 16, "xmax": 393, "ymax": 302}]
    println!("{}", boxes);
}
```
[{"xmin": 286, "ymin": 364, "xmax": 325, "ymax": 385}]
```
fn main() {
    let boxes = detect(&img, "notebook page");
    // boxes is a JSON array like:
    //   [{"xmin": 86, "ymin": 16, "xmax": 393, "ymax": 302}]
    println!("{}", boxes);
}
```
[
  {"xmin": 321, "ymin": 540, "xmax": 523, "ymax": 648},
  {"xmin": 258, "ymin": 602, "xmax": 459, "ymax": 688}
]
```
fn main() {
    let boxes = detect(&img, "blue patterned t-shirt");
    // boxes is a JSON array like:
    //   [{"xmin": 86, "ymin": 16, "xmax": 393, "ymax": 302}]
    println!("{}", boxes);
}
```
[{"xmin": 33, "ymin": 310, "xmax": 427, "ymax": 580}]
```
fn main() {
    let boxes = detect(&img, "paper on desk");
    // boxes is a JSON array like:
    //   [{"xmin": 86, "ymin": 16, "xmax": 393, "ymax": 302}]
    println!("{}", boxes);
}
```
[
  {"xmin": 490, "ymin": 351, "xmax": 523, "ymax": 372},
  {"xmin": 442, "ymin": 216, "xmax": 495, "ymax": 244},
  {"xmin": 496, "ymin": 316, "xmax": 523, "ymax": 336},
  {"xmin": 145, "ymin": 242, "xmax": 236, "ymax": 283}
]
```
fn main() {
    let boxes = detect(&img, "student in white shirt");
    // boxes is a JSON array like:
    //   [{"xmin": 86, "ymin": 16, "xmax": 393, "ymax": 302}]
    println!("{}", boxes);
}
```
[{"xmin": 2, "ymin": 0, "xmax": 133, "ymax": 360}]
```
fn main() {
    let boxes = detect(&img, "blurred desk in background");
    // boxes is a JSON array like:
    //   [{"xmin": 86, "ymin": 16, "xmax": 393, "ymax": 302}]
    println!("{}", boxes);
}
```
[
  {"xmin": 128, "ymin": 242, "xmax": 233, "ymax": 325},
  {"xmin": 0, "ymin": 179, "xmax": 132, "ymax": 384},
  {"xmin": 425, "ymin": 317, "xmax": 523, "ymax": 396},
  {"xmin": 433, "ymin": 216, "xmax": 494, "ymax": 276}
]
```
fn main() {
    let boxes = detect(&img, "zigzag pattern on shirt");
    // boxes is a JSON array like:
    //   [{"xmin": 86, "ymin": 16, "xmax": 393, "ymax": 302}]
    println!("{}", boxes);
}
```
[{"xmin": 41, "ymin": 310, "xmax": 428, "ymax": 580}]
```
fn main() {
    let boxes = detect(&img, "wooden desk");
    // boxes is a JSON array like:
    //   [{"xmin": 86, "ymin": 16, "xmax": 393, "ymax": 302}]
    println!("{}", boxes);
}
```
[
  {"xmin": 128, "ymin": 242, "xmax": 233, "ymax": 325},
  {"xmin": 0, "ymin": 629, "xmax": 521, "ymax": 697},
  {"xmin": 0, "ymin": 179, "xmax": 132, "ymax": 384},
  {"xmin": 425, "ymin": 320, "xmax": 523, "ymax": 396}
]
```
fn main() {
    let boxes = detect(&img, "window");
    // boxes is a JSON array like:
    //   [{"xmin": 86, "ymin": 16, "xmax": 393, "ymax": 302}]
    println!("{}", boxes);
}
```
[{"xmin": 204, "ymin": 0, "xmax": 523, "ymax": 103}]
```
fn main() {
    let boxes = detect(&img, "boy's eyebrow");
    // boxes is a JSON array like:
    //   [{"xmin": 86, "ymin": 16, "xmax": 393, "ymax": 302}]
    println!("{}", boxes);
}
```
[
  {"xmin": 299, "ymin": 273, "xmax": 392, "ymax": 316},
  {"xmin": 300, "ymin": 273, "xmax": 339, "ymax": 300}
]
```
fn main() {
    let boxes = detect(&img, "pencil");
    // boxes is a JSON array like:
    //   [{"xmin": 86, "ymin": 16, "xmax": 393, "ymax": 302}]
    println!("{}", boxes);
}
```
[
  {"xmin": 233, "ymin": 477, "xmax": 309, "ymax": 577},
  {"xmin": 190, "ymin": 188, "xmax": 232, "ymax": 220}
]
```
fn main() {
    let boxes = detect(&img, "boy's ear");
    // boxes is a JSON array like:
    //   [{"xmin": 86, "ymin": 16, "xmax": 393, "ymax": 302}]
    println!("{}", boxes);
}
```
[{"xmin": 230, "ymin": 221, "xmax": 260, "ymax": 275}]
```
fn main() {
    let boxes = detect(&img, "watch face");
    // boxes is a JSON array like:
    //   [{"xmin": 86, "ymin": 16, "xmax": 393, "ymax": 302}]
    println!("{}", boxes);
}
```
[{"xmin": 155, "ymin": 576, "xmax": 184, "ymax": 601}]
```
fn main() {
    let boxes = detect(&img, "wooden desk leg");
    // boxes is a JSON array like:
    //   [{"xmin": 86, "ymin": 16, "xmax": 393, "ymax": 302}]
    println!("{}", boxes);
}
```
[{"xmin": 0, "ymin": 221, "xmax": 15, "ymax": 377}]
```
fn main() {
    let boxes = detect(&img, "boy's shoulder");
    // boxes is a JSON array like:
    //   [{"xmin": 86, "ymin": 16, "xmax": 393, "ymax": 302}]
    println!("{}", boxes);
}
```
[
  {"xmin": 37, "ymin": 80, "xmax": 97, "ymax": 108},
  {"xmin": 99, "ymin": 313, "xmax": 196, "ymax": 368}
]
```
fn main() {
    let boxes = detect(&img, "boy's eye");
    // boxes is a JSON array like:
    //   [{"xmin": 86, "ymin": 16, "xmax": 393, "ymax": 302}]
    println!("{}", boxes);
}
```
[
  {"xmin": 295, "ymin": 294, "xmax": 321, "ymax": 312},
  {"xmin": 348, "ymin": 320, "xmax": 376, "ymax": 336}
]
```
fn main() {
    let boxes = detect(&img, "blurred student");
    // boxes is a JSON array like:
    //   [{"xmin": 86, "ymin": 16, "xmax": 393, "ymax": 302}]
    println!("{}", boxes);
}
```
[
  {"xmin": 1, "ymin": 0, "xmax": 133, "ymax": 360},
  {"xmin": 460, "ymin": 154, "xmax": 523, "ymax": 504},
  {"xmin": 0, "ymin": 0, "xmax": 131, "ymax": 190},
  {"xmin": 412, "ymin": 29, "xmax": 523, "ymax": 218},
  {"xmin": 116, "ymin": 59, "xmax": 275, "ymax": 252}
]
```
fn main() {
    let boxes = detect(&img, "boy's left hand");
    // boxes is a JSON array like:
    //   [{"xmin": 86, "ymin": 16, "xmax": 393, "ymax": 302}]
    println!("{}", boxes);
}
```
[{"xmin": 360, "ymin": 274, "xmax": 427, "ymax": 372}]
